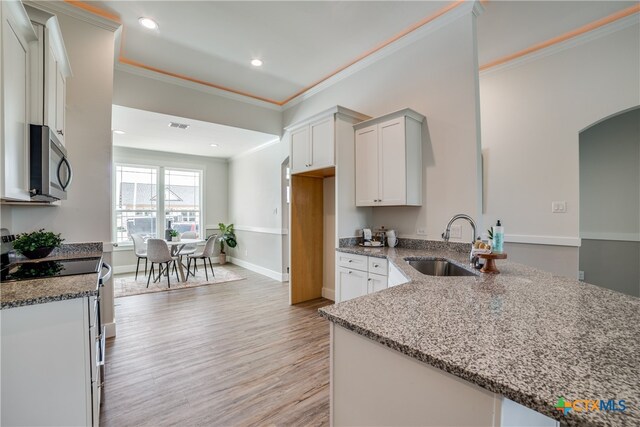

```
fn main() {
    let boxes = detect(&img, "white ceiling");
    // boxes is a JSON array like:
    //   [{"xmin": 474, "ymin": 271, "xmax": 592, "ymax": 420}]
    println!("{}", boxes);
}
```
[
  {"xmin": 96, "ymin": 1, "xmax": 450, "ymax": 102},
  {"xmin": 94, "ymin": 1, "xmax": 636, "ymax": 104},
  {"xmin": 112, "ymin": 105, "xmax": 279, "ymax": 158}
]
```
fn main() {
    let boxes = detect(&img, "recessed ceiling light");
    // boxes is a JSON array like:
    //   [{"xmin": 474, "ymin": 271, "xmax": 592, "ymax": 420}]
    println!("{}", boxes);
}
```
[
  {"xmin": 113, "ymin": 130, "xmax": 125, "ymax": 135},
  {"xmin": 210, "ymin": 144, "xmax": 219, "ymax": 147},
  {"xmin": 138, "ymin": 17, "xmax": 158, "ymax": 30},
  {"xmin": 251, "ymin": 59, "xmax": 263, "ymax": 67}
]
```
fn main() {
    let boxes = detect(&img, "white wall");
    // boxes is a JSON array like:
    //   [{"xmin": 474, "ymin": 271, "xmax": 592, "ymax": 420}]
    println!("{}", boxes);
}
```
[
  {"xmin": 111, "ymin": 146, "xmax": 228, "ymax": 270},
  {"xmin": 4, "ymin": 13, "xmax": 115, "ymax": 243},
  {"xmin": 283, "ymin": 12, "xmax": 483, "ymax": 242},
  {"xmin": 113, "ymin": 69, "xmax": 283, "ymax": 137},
  {"xmin": 479, "ymin": 23, "xmax": 640, "ymax": 278},
  {"xmin": 226, "ymin": 140, "xmax": 288, "ymax": 279}
]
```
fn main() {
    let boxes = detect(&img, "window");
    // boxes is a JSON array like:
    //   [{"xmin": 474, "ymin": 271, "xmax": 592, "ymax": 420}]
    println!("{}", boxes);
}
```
[
  {"xmin": 164, "ymin": 169, "xmax": 201, "ymax": 234},
  {"xmin": 114, "ymin": 165, "xmax": 158, "ymax": 243},
  {"xmin": 113, "ymin": 164, "xmax": 202, "ymax": 245}
]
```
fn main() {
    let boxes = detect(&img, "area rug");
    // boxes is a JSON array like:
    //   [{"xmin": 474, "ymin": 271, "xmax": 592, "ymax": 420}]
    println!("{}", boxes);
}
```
[{"xmin": 114, "ymin": 266, "xmax": 245, "ymax": 298}]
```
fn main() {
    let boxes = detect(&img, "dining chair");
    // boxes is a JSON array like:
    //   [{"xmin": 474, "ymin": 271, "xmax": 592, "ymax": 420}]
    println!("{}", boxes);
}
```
[
  {"xmin": 186, "ymin": 234, "xmax": 218, "ymax": 281},
  {"xmin": 178, "ymin": 231, "xmax": 198, "ymax": 257},
  {"xmin": 146, "ymin": 239, "xmax": 179, "ymax": 288},
  {"xmin": 131, "ymin": 233, "xmax": 148, "ymax": 280}
]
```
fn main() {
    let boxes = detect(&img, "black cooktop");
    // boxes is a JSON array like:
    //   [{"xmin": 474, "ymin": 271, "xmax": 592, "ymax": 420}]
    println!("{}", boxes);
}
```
[{"xmin": 1, "ymin": 257, "xmax": 101, "ymax": 282}]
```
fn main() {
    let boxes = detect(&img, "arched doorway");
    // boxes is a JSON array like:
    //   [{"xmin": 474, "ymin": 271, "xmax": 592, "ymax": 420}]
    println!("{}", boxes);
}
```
[{"xmin": 579, "ymin": 106, "xmax": 639, "ymax": 296}]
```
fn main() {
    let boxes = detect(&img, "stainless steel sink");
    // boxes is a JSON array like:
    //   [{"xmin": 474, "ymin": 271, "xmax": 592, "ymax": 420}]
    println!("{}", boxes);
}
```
[{"xmin": 406, "ymin": 258, "xmax": 477, "ymax": 277}]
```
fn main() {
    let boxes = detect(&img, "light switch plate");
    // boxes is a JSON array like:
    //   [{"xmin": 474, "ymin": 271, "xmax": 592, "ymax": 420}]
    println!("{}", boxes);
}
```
[
  {"xmin": 451, "ymin": 225, "xmax": 462, "ymax": 239},
  {"xmin": 552, "ymin": 201, "xmax": 567, "ymax": 213}
]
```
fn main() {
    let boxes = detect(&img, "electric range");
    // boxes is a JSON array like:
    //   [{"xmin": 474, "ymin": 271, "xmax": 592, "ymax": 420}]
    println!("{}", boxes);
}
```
[{"xmin": 0, "ymin": 257, "xmax": 102, "ymax": 282}]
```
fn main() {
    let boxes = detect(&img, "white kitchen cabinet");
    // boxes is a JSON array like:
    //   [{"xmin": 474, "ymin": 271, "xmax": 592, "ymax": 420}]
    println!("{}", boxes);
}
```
[
  {"xmin": 0, "ymin": 0, "xmax": 37, "ymax": 201},
  {"xmin": 337, "ymin": 266, "xmax": 369, "ymax": 302},
  {"xmin": 368, "ymin": 272, "xmax": 388, "ymax": 293},
  {"xmin": 1, "ymin": 296, "xmax": 101, "ymax": 426},
  {"xmin": 336, "ymin": 252, "xmax": 389, "ymax": 302},
  {"xmin": 287, "ymin": 106, "xmax": 369, "ymax": 175},
  {"xmin": 354, "ymin": 109, "xmax": 425, "ymax": 207},
  {"xmin": 290, "ymin": 115, "xmax": 334, "ymax": 173},
  {"xmin": 26, "ymin": 6, "xmax": 72, "ymax": 145},
  {"xmin": 291, "ymin": 125, "xmax": 310, "ymax": 172}
]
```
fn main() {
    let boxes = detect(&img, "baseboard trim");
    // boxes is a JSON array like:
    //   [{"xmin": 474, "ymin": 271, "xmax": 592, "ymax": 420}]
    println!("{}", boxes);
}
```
[
  {"xmin": 228, "ymin": 257, "xmax": 286, "ymax": 282},
  {"xmin": 104, "ymin": 322, "xmax": 116, "ymax": 338},
  {"xmin": 322, "ymin": 287, "xmax": 335, "ymax": 301}
]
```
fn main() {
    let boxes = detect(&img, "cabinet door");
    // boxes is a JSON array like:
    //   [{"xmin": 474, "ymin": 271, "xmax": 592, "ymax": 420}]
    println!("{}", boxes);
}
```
[
  {"xmin": 337, "ymin": 267, "xmax": 368, "ymax": 302},
  {"xmin": 44, "ymin": 41, "xmax": 56, "ymax": 129},
  {"xmin": 368, "ymin": 272, "xmax": 388, "ymax": 294},
  {"xmin": 1, "ymin": 10, "xmax": 31, "ymax": 201},
  {"xmin": 378, "ymin": 117, "xmax": 406, "ymax": 205},
  {"xmin": 355, "ymin": 125, "xmax": 379, "ymax": 206},
  {"xmin": 309, "ymin": 116, "xmax": 334, "ymax": 170},
  {"xmin": 290, "ymin": 126, "xmax": 310, "ymax": 174},
  {"xmin": 55, "ymin": 65, "xmax": 65, "ymax": 144}
]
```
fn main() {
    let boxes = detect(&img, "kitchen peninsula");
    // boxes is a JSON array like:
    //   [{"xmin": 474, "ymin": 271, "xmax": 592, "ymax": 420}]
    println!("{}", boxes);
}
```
[{"xmin": 320, "ymin": 242, "xmax": 640, "ymax": 427}]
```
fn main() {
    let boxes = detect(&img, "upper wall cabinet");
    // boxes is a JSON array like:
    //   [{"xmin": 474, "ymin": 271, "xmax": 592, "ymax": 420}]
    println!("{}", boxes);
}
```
[
  {"xmin": 0, "ymin": 0, "xmax": 38, "ymax": 201},
  {"xmin": 26, "ymin": 6, "xmax": 72, "ymax": 146},
  {"xmin": 287, "ymin": 106, "xmax": 370, "ymax": 175},
  {"xmin": 354, "ymin": 109, "xmax": 425, "ymax": 207}
]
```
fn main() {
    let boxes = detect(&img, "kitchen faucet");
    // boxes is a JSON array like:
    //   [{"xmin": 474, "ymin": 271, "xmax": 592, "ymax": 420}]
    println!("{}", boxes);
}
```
[{"xmin": 441, "ymin": 214, "xmax": 480, "ymax": 268}]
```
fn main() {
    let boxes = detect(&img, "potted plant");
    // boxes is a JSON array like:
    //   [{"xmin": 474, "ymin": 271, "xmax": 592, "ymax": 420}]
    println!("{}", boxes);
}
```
[
  {"xmin": 218, "ymin": 223, "xmax": 237, "ymax": 265},
  {"xmin": 13, "ymin": 229, "xmax": 64, "ymax": 259},
  {"xmin": 168, "ymin": 229, "xmax": 180, "ymax": 242}
]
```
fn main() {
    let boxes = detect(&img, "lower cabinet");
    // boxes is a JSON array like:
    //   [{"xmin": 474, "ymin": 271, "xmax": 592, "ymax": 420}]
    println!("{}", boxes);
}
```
[
  {"xmin": 336, "ymin": 252, "xmax": 389, "ymax": 302},
  {"xmin": 1, "ymin": 296, "xmax": 102, "ymax": 426}
]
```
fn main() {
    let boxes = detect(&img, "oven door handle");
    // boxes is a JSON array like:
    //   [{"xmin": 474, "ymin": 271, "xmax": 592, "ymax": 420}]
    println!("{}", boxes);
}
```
[
  {"xmin": 100, "ymin": 262, "xmax": 112, "ymax": 285},
  {"xmin": 57, "ymin": 156, "xmax": 73, "ymax": 190}
]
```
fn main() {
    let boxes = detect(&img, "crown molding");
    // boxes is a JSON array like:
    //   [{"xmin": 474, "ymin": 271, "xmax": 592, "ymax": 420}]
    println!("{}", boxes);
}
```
[
  {"xmin": 282, "ymin": 1, "xmax": 474, "ymax": 110},
  {"xmin": 25, "ymin": 0, "xmax": 121, "ymax": 32},
  {"xmin": 114, "ymin": 62, "xmax": 284, "ymax": 112},
  {"xmin": 480, "ymin": 9, "xmax": 639, "ymax": 76}
]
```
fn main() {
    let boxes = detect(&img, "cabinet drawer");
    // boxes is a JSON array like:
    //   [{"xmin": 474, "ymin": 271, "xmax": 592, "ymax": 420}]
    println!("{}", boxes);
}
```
[
  {"xmin": 336, "ymin": 252, "xmax": 368, "ymax": 271},
  {"xmin": 368, "ymin": 257, "xmax": 388, "ymax": 276}
]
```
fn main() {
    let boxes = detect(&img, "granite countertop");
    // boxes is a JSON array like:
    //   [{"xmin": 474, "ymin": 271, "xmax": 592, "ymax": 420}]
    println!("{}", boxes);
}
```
[
  {"xmin": 320, "ymin": 244, "xmax": 640, "ymax": 427},
  {"xmin": 1, "ymin": 243, "xmax": 103, "ymax": 309}
]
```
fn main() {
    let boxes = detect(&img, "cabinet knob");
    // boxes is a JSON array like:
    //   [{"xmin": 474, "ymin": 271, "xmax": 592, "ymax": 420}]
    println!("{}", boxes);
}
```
[
  {"xmin": 368, "ymin": 278, "xmax": 372, "ymax": 281},
  {"xmin": 374, "ymin": 264, "xmax": 379, "ymax": 268},
  {"xmin": 348, "ymin": 259, "xmax": 352, "ymax": 263},
  {"xmin": 56, "ymin": 130, "xmax": 64, "ymax": 136},
  {"xmin": 348, "ymin": 270, "xmax": 352, "ymax": 274}
]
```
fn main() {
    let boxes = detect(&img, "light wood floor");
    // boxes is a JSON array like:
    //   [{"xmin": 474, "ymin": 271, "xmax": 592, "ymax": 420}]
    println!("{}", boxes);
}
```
[{"xmin": 101, "ymin": 265, "xmax": 333, "ymax": 427}]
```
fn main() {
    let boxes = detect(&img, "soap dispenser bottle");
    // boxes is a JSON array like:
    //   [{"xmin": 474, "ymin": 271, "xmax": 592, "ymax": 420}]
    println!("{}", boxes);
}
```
[{"xmin": 493, "ymin": 220, "xmax": 504, "ymax": 253}]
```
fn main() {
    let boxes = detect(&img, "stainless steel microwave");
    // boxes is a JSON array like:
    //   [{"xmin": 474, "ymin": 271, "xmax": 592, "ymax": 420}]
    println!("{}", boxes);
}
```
[{"xmin": 29, "ymin": 125, "xmax": 72, "ymax": 201}]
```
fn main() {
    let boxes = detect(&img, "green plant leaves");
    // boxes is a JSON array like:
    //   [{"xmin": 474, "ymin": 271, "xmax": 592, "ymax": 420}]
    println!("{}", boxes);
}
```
[{"xmin": 13, "ymin": 229, "xmax": 64, "ymax": 254}]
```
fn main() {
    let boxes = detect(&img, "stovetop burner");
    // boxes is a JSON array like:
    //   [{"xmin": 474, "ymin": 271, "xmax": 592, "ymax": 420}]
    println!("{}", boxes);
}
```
[{"xmin": 1, "ymin": 257, "xmax": 102, "ymax": 282}]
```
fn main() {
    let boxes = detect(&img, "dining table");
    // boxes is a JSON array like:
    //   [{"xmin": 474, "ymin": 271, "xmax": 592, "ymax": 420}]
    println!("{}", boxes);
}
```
[{"xmin": 164, "ymin": 238, "xmax": 204, "ymax": 282}]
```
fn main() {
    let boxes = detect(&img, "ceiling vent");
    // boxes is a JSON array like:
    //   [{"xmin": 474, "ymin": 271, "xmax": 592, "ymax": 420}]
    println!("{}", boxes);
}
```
[{"xmin": 168, "ymin": 122, "xmax": 190, "ymax": 130}]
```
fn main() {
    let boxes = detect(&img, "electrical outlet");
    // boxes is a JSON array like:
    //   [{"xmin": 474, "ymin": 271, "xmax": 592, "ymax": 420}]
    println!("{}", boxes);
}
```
[
  {"xmin": 578, "ymin": 270, "xmax": 585, "ymax": 281},
  {"xmin": 552, "ymin": 201, "xmax": 567, "ymax": 213},
  {"xmin": 450, "ymin": 225, "xmax": 462, "ymax": 239},
  {"xmin": 417, "ymin": 228, "xmax": 427, "ymax": 235}
]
